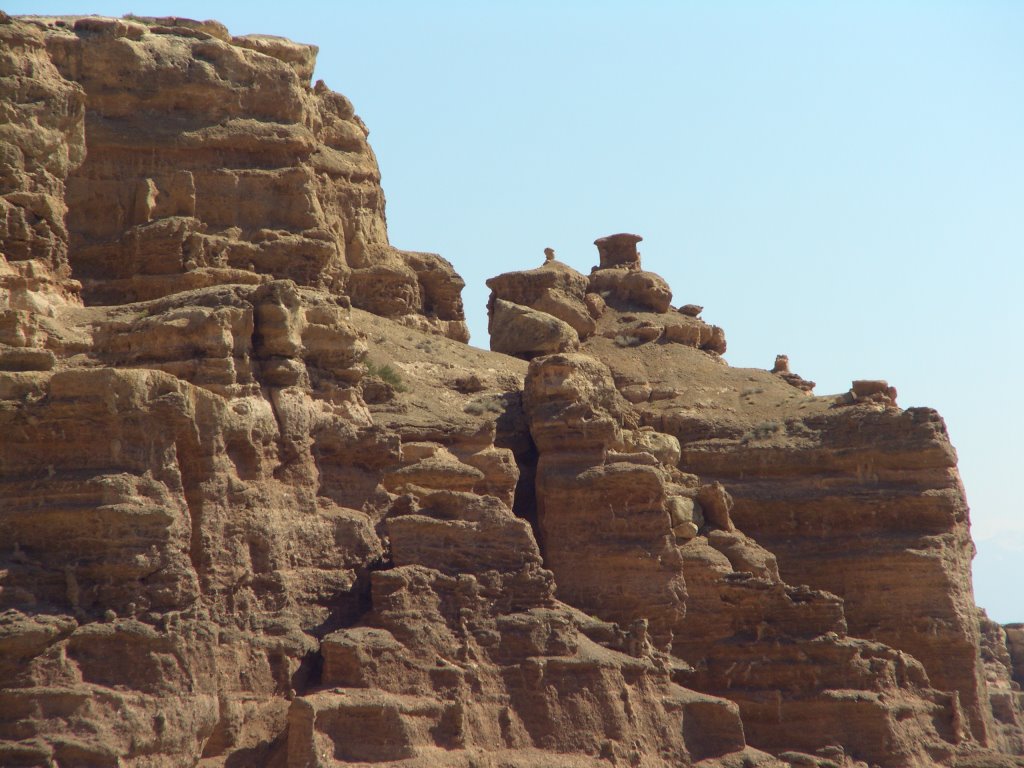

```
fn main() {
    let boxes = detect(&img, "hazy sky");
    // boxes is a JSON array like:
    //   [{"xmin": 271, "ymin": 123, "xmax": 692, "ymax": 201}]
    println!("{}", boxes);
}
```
[{"xmin": 11, "ymin": 1, "xmax": 1022, "ymax": 622}]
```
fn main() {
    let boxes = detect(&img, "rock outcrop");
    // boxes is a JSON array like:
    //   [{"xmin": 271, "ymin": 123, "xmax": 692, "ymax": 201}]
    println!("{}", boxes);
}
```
[
  {"xmin": 522, "ymin": 352, "xmax": 966, "ymax": 767},
  {"xmin": 1, "ymin": 13, "xmax": 1022, "ymax": 768},
  {"xmin": 486, "ymin": 236, "xmax": 727, "ymax": 365},
  {"xmin": 34, "ymin": 13, "xmax": 467, "ymax": 342}
]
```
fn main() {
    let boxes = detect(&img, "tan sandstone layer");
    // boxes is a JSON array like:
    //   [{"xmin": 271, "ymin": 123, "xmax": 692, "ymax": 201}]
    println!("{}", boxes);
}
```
[{"xmin": 0, "ymin": 13, "xmax": 1022, "ymax": 768}]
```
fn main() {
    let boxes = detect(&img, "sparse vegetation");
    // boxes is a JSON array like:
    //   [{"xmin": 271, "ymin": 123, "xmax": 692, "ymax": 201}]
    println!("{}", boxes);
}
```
[
  {"xmin": 741, "ymin": 420, "xmax": 784, "ymax": 444},
  {"xmin": 364, "ymin": 361, "xmax": 406, "ymax": 391},
  {"xmin": 786, "ymin": 420, "xmax": 812, "ymax": 437},
  {"xmin": 464, "ymin": 394, "xmax": 505, "ymax": 416}
]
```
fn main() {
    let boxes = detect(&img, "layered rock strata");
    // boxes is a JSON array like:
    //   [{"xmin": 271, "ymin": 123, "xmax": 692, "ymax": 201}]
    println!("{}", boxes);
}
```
[
  {"xmin": 495, "ymin": 235, "xmax": 1024, "ymax": 765},
  {"xmin": 1, "ymin": 13, "xmax": 1022, "ymax": 768},
  {"xmin": 0, "ymin": 14, "xmax": 764, "ymax": 768},
  {"xmin": 522, "ymin": 352, "xmax": 963, "ymax": 767},
  {"xmin": 38, "ymin": 13, "xmax": 467, "ymax": 341}
]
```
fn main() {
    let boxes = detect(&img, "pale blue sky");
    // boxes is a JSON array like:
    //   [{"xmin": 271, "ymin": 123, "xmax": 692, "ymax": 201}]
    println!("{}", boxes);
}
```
[{"xmin": 10, "ymin": 1, "xmax": 1022, "ymax": 622}]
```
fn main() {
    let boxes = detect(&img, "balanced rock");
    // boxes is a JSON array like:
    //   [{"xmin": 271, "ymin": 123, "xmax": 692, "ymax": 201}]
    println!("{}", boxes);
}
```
[
  {"xmin": 487, "ymin": 259, "xmax": 595, "ymax": 338},
  {"xmin": 589, "ymin": 266, "xmax": 673, "ymax": 313},
  {"xmin": 488, "ymin": 298, "xmax": 579, "ymax": 359}
]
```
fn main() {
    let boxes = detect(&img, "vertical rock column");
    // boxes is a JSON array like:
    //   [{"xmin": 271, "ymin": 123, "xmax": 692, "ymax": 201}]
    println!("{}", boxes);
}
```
[{"xmin": 523, "ymin": 352, "xmax": 688, "ymax": 648}]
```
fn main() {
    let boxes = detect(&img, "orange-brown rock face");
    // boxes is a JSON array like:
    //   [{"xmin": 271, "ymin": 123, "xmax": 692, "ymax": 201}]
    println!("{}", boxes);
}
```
[
  {"xmin": 0, "ymin": 18, "xmax": 84, "ymax": 271},
  {"xmin": 979, "ymin": 613, "xmax": 1024, "ymax": 754},
  {"xmin": 0, "ymin": 15, "xmax": 781, "ymax": 768},
  {"xmin": 641, "ymin": 388, "xmax": 1022, "ymax": 757},
  {"xmin": 522, "ymin": 352, "xmax": 966, "ymax": 767},
  {"xmin": 523, "ymin": 352, "xmax": 687, "ymax": 647},
  {"xmin": 2, "ymin": 12, "xmax": 1022, "ymax": 768},
  {"xmin": 36, "ymin": 13, "xmax": 467, "ymax": 341},
  {"xmin": 1006, "ymin": 626, "xmax": 1024, "ymax": 687},
  {"xmin": 0, "ymin": 16, "xmax": 88, "ymax": 376},
  {"xmin": 554, "ymin": 239, "xmax": 1024, "ymax": 764}
]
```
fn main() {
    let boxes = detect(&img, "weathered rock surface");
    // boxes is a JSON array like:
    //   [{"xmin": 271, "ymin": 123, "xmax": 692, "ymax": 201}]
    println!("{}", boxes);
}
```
[
  {"xmin": 31, "ymin": 12, "xmax": 467, "ymax": 341},
  {"xmin": 487, "ymin": 259, "xmax": 595, "ymax": 339},
  {"xmin": 522, "ymin": 351, "xmax": 968, "ymax": 767},
  {"xmin": 487, "ymin": 237, "xmax": 726, "ymax": 362},
  {"xmin": 564, "ymin": 235, "xmax": 1024, "ymax": 762},
  {"xmin": 1, "ymin": 13, "xmax": 1022, "ymax": 768},
  {"xmin": 1006, "ymin": 625, "xmax": 1024, "ymax": 687},
  {"xmin": 979, "ymin": 613, "xmax": 1024, "ymax": 755},
  {"xmin": 488, "ymin": 298, "xmax": 580, "ymax": 359},
  {"xmin": 772, "ymin": 354, "xmax": 816, "ymax": 393},
  {"xmin": 0, "ymin": 18, "xmax": 84, "ymax": 272}
]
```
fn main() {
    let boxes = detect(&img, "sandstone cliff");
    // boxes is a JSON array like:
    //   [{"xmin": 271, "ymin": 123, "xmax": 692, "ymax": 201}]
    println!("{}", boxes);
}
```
[{"xmin": 1, "ymin": 14, "xmax": 1021, "ymax": 768}]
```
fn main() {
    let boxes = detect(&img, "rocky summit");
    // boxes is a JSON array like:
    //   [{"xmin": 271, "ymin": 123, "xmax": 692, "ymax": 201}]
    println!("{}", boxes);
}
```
[{"xmin": 0, "ymin": 14, "xmax": 1021, "ymax": 768}]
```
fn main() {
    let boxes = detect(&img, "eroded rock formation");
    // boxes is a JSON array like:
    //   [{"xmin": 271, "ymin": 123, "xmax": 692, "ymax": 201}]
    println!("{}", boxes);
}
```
[{"xmin": 1, "ymin": 13, "xmax": 1022, "ymax": 768}]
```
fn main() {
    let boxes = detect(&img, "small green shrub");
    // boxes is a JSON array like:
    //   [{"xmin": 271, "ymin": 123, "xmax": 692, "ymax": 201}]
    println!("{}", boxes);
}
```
[{"xmin": 365, "ymin": 361, "xmax": 406, "ymax": 392}]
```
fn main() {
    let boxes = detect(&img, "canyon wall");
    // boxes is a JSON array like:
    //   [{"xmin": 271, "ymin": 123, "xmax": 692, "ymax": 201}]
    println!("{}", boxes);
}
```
[{"xmin": 0, "ymin": 14, "xmax": 1021, "ymax": 768}]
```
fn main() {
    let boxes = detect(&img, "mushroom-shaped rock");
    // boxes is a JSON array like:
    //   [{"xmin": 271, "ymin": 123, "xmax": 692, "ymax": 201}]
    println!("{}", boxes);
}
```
[
  {"xmin": 488, "ymin": 299, "xmax": 579, "ymax": 360},
  {"xmin": 594, "ymin": 233, "xmax": 643, "ymax": 269}
]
